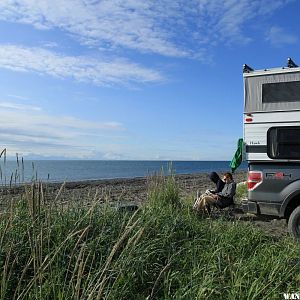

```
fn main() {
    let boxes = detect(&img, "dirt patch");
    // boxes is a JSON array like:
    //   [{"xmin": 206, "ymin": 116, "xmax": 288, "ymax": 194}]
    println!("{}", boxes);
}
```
[{"xmin": 229, "ymin": 211, "xmax": 288, "ymax": 238}]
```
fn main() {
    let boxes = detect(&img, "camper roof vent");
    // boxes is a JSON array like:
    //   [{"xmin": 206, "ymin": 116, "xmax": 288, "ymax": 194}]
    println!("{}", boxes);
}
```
[
  {"xmin": 287, "ymin": 57, "xmax": 298, "ymax": 68},
  {"xmin": 243, "ymin": 64, "xmax": 254, "ymax": 73}
]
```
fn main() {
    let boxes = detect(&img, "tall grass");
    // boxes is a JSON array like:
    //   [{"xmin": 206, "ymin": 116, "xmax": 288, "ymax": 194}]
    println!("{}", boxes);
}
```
[
  {"xmin": 0, "ymin": 172, "xmax": 300, "ymax": 299},
  {"xmin": 0, "ymin": 149, "xmax": 27, "ymax": 188},
  {"xmin": 235, "ymin": 181, "xmax": 247, "ymax": 205}
]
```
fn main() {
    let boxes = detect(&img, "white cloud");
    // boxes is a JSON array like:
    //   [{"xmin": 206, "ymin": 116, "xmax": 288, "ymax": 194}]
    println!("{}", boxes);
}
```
[
  {"xmin": 0, "ymin": 102, "xmax": 42, "ymax": 111},
  {"xmin": 0, "ymin": 45, "xmax": 163, "ymax": 85},
  {"xmin": 0, "ymin": 0, "xmax": 187, "ymax": 57},
  {"xmin": 7, "ymin": 94, "xmax": 30, "ymax": 101},
  {"xmin": 41, "ymin": 41, "xmax": 59, "ymax": 48},
  {"xmin": 0, "ymin": 0, "xmax": 292, "ymax": 57},
  {"xmin": 0, "ymin": 102, "xmax": 125, "ymax": 159},
  {"xmin": 0, "ymin": 101, "xmax": 241, "ymax": 160},
  {"xmin": 194, "ymin": 0, "xmax": 293, "ymax": 45},
  {"xmin": 266, "ymin": 26, "xmax": 298, "ymax": 47}
]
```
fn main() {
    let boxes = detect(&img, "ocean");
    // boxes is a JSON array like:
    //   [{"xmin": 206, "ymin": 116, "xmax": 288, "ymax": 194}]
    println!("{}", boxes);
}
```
[{"xmin": 0, "ymin": 160, "xmax": 247, "ymax": 183}]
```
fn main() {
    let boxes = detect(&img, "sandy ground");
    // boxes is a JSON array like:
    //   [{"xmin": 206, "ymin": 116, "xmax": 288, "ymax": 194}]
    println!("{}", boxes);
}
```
[{"xmin": 0, "ymin": 171, "xmax": 289, "ymax": 238}]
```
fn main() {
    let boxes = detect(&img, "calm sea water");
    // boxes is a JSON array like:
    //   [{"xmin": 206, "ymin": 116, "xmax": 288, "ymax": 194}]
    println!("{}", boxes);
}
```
[{"xmin": 0, "ymin": 160, "xmax": 247, "ymax": 183}]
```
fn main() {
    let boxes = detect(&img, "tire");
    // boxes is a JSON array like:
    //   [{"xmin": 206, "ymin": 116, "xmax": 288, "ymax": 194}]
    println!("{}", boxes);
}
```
[{"xmin": 288, "ymin": 206, "xmax": 300, "ymax": 239}]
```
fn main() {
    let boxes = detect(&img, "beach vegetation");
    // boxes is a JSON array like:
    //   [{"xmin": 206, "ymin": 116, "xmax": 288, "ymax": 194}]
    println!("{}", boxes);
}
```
[
  {"xmin": 235, "ymin": 181, "xmax": 247, "ymax": 205},
  {"xmin": 0, "ymin": 171, "xmax": 300, "ymax": 299}
]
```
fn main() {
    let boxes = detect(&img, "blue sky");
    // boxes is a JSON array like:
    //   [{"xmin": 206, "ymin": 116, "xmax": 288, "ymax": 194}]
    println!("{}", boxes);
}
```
[{"xmin": 0, "ymin": 0, "xmax": 299, "ymax": 160}]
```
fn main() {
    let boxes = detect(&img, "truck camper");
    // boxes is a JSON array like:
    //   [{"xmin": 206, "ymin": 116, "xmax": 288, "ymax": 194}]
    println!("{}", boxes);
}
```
[{"xmin": 241, "ymin": 58, "xmax": 300, "ymax": 238}]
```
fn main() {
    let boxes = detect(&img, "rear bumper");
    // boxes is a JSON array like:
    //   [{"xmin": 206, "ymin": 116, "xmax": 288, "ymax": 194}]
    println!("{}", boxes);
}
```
[
  {"xmin": 241, "ymin": 199, "xmax": 281, "ymax": 216},
  {"xmin": 241, "ymin": 199, "xmax": 258, "ymax": 214}
]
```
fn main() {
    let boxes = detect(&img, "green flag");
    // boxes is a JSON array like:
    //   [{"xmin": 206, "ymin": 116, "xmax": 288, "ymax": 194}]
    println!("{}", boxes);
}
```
[{"xmin": 230, "ymin": 138, "xmax": 243, "ymax": 173}]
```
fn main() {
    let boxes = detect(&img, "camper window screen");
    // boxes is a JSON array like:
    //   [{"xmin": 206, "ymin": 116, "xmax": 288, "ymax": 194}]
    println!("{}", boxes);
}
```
[
  {"xmin": 268, "ymin": 126, "xmax": 300, "ymax": 159},
  {"xmin": 262, "ymin": 81, "xmax": 300, "ymax": 103}
]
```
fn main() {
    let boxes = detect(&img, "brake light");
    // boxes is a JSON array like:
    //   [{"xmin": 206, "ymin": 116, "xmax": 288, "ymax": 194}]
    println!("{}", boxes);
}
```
[{"xmin": 247, "ymin": 171, "xmax": 262, "ymax": 190}]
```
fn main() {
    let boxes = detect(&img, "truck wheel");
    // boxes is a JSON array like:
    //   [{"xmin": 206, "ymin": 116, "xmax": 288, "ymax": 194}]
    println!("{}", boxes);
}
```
[{"xmin": 288, "ymin": 206, "xmax": 300, "ymax": 238}]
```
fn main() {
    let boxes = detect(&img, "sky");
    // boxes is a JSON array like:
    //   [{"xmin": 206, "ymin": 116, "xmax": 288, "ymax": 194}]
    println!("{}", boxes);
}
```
[{"xmin": 0, "ymin": 0, "xmax": 299, "ymax": 161}]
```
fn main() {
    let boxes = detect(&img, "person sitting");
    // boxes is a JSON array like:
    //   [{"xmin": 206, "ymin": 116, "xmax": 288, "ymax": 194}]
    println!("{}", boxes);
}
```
[
  {"xmin": 207, "ymin": 171, "xmax": 225, "ymax": 194},
  {"xmin": 193, "ymin": 171, "xmax": 225, "ymax": 211},
  {"xmin": 194, "ymin": 172, "xmax": 236, "ymax": 213}
]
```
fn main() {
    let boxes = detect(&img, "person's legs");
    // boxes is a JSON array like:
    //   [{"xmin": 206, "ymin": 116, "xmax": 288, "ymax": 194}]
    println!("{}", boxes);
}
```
[
  {"xmin": 193, "ymin": 194, "xmax": 206, "ymax": 212},
  {"xmin": 202, "ymin": 195, "xmax": 218, "ymax": 214}
]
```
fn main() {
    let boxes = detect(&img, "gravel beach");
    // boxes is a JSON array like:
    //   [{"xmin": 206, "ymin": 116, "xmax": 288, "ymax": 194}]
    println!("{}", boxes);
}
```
[
  {"xmin": 0, "ymin": 171, "xmax": 247, "ymax": 208},
  {"xmin": 42, "ymin": 171, "xmax": 248, "ymax": 204}
]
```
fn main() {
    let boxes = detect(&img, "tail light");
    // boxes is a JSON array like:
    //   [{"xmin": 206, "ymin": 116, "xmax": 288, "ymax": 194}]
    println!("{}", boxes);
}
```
[{"xmin": 247, "ymin": 171, "xmax": 263, "ymax": 190}]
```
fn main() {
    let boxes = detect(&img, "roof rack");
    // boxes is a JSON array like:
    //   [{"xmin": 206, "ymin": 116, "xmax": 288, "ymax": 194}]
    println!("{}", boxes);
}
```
[
  {"xmin": 243, "ymin": 58, "xmax": 299, "ymax": 75},
  {"xmin": 287, "ymin": 57, "xmax": 298, "ymax": 68},
  {"xmin": 243, "ymin": 64, "xmax": 254, "ymax": 73}
]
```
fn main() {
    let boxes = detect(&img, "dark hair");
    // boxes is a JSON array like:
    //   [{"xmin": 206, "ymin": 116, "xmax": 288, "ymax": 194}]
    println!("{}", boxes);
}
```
[
  {"xmin": 223, "ymin": 172, "xmax": 233, "ymax": 180},
  {"xmin": 209, "ymin": 171, "xmax": 220, "ymax": 184}
]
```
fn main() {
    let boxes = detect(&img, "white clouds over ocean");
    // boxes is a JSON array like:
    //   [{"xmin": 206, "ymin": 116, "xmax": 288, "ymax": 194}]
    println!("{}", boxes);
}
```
[
  {"xmin": 0, "ymin": 45, "xmax": 163, "ymax": 86},
  {"xmin": 0, "ymin": 102, "xmax": 125, "ymax": 158},
  {"xmin": 0, "ymin": 0, "xmax": 292, "ymax": 57}
]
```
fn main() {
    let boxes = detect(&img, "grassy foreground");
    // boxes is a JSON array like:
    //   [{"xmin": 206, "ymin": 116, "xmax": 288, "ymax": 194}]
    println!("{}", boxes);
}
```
[{"xmin": 0, "ymin": 175, "xmax": 300, "ymax": 300}]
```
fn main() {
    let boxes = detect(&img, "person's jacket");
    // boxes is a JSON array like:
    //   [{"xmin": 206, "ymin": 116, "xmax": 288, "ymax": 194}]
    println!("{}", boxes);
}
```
[{"xmin": 217, "ymin": 180, "xmax": 236, "ymax": 200}]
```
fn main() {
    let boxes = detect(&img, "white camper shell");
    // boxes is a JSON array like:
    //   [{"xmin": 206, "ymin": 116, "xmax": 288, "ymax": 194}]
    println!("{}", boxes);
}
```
[
  {"xmin": 243, "ymin": 63, "xmax": 300, "ymax": 162},
  {"xmin": 242, "ymin": 59, "xmax": 300, "ymax": 239}
]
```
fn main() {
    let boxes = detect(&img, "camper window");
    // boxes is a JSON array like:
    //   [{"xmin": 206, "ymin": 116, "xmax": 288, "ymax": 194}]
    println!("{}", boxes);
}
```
[
  {"xmin": 262, "ymin": 81, "xmax": 300, "ymax": 103},
  {"xmin": 267, "ymin": 126, "xmax": 300, "ymax": 159}
]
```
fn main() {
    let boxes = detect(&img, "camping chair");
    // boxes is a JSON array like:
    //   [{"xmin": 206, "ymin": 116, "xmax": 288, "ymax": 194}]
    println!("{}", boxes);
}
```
[
  {"xmin": 213, "ymin": 194, "xmax": 237, "ymax": 217},
  {"xmin": 204, "ymin": 193, "xmax": 236, "ymax": 217}
]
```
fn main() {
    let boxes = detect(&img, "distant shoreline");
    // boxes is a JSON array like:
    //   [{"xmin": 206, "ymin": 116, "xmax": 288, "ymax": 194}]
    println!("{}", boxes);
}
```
[
  {"xmin": 50, "ymin": 170, "xmax": 247, "ymax": 187},
  {"xmin": 0, "ymin": 160, "xmax": 247, "ymax": 183}
]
